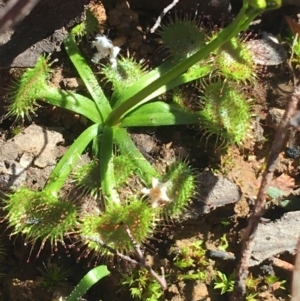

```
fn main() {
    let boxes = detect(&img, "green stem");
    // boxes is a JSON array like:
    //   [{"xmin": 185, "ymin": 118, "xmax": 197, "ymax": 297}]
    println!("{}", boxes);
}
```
[
  {"xmin": 100, "ymin": 126, "xmax": 120, "ymax": 204},
  {"xmin": 114, "ymin": 128, "xmax": 159, "ymax": 185},
  {"xmin": 105, "ymin": 5, "xmax": 260, "ymax": 126},
  {"xmin": 42, "ymin": 85, "xmax": 101, "ymax": 123},
  {"xmin": 115, "ymin": 65, "xmax": 213, "ymax": 110},
  {"xmin": 64, "ymin": 34, "xmax": 112, "ymax": 122},
  {"xmin": 45, "ymin": 123, "xmax": 100, "ymax": 195}
]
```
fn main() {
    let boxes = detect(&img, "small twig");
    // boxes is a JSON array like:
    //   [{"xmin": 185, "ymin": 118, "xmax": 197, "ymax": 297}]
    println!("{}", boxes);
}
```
[
  {"xmin": 0, "ymin": 0, "xmax": 41, "ymax": 34},
  {"xmin": 123, "ymin": 224, "xmax": 167, "ymax": 290},
  {"xmin": 231, "ymin": 86, "xmax": 300, "ymax": 301},
  {"xmin": 83, "ymin": 225, "xmax": 168, "ymax": 291},
  {"xmin": 271, "ymin": 257, "xmax": 294, "ymax": 272},
  {"xmin": 291, "ymin": 238, "xmax": 300, "ymax": 301},
  {"xmin": 81, "ymin": 235, "xmax": 139, "ymax": 265},
  {"xmin": 150, "ymin": 0, "xmax": 180, "ymax": 33}
]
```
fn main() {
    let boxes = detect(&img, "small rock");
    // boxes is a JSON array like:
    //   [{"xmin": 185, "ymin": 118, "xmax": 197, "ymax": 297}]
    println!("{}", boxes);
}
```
[
  {"xmin": 0, "ymin": 124, "xmax": 65, "ymax": 190},
  {"xmin": 246, "ymin": 33, "xmax": 287, "ymax": 66},
  {"xmin": 265, "ymin": 108, "xmax": 285, "ymax": 130},
  {"xmin": 194, "ymin": 170, "xmax": 242, "ymax": 215},
  {"xmin": 250, "ymin": 211, "xmax": 300, "ymax": 266},
  {"xmin": 0, "ymin": 160, "xmax": 27, "ymax": 190}
]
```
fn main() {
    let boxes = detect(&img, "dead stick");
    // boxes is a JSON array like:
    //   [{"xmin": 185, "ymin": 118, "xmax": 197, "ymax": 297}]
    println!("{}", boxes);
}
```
[
  {"xmin": 0, "ymin": 0, "xmax": 41, "ymax": 34},
  {"xmin": 271, "ymin": 257, "xmax": 294, "ymax": 272},
  {"xmin": 231, "ymin": 86, "xmax": 300, "ymax": 301},
  {"xmin": 150, "ymin": 0, "xmax": 180, "ymax": 33}
]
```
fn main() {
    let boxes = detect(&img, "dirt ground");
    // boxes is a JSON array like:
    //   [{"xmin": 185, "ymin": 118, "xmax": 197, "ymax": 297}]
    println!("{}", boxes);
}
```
[{"xmin": 0, "ymin": 0, "xmax": 300, "ymax": 300}]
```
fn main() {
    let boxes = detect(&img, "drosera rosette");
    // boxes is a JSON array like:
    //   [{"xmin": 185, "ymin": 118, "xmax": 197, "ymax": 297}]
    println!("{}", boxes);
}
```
[
  {"xmin": 78, "ymin": 197, "xmax": 160, "ymax": 256},
  {"xmin": 6, "ymin": 7, "xmax": 101, "ymax": 121},
  {"xmin": 213, "ymin": 36, "xmax": 258, "ymax": 83},
  {"xmin": 101, "ymin": 56, "xmax": 148, "ymax": 106},
  {"xmin": 70, "ymin": 154, "xmax": 141, "ymax": 200},
  {"xmin": 7, "ymin": 56, "xmax": 51, "ymax": 120},
  {"xmin": 71, "ymin": 159, "xmax": 101, "ymax": 199},
  {"xmin": 113, "ymin": 154, "xmax": 144, "ymax": 189},
  {"xmin": 161, "ymin": 160, "xmax": 196, "ymax": 219},
  {"xmin": 157, "ymin": 15, "xmax": 213, "ymax": 80},
  {"xmin": 3, "ymin": 187, "xmax": 78, "ymax": 256},
  {"xmin": 158, "ymin": 15, "xmax": 207, "ymax": 60},
  {"xmin": 142, "ymin": 160, "xmax": 196, "ymax": 219},
  {"xmin": 198, "ymin": 80, "xmax": 252, "ymax": 146},
  {"xmin": 6, "ymin": 55, "xmax": 102, "ymax": 124}
]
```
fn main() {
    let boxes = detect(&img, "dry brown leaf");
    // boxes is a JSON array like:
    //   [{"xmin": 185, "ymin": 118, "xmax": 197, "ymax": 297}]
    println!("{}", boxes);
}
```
[
  {"xmin": 284, "ymin": 15, "xmax": 300, "ymax": 35},
  {"xmin": 270, "ymin": 173, "xmax": 295, "ymax": 194}
]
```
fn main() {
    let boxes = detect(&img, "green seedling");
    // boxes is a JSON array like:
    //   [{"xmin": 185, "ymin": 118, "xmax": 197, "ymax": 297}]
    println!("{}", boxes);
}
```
[
  {"xmin": 245, "ymin": 274, "xmax": 261, "ymax": 301},
  {"xmin": 38, "ymin": 262, "xmax": 71, "ymax": 291},
  {"xmin": 246, "ymin": 273, "xmax": 261, "ymax": 291},
  {"xmin": 121, "ymin": 268, "xmax": 163, "ymax": 301},
  {"xmin": 3, "ymin": 0, "xmax": 282, "ymax": 292},
  {"xmin": 180, "ymin": 270, "xmax": 207, "ymax": 282},
  {"xmin": 173, "ymin": 240, "xmax": 209, "ymax": 282},
  {"xmin": 214, "ymin": 271, "xmax": 235, "ymax": 294},
  {"xmin": 218, "ymin": 234, "xmax": 229, "ymax": 251},
  {"xmin": 246, "ymin": 292, "xmax": 259, "ymax": 301},
  {"xmin": 265, "ymin": 274, "xmax": 287, "ymax": 291},
  {"xmin": 214, "ymin": 271, "xmax": 262, "ymax": 297},
  {"xmin": 174, "ymin": 240, "xmax": 208, "ymax": 269}
]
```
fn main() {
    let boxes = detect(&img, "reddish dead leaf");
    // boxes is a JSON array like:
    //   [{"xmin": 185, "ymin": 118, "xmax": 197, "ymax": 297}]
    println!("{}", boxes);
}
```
[
  {"xmin": 284, "ymin": 16, "xmax": 300, "ymax": 35},
  {"xmin": 272, "ymin": 282, "xmax": 284, "ymax": 291},
  {"xmin": 270, "ymin": 173, "xmax": 295, "ymax": 194}
]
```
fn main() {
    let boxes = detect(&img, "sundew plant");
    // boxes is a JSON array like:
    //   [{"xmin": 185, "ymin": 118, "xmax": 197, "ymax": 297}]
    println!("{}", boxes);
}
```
[{"xmin": 3, "ymin": 0, "xmax": 282, "ymax": 292}]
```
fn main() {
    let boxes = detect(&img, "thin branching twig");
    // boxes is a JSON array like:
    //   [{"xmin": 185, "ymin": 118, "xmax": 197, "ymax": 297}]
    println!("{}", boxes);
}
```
[
  {"xmin": 123, "ymin": 225, "xmax": 167, "ymax": 290},
  {"xmin": 232, "ymin": 86, "xmax": 300, "ymax": 301},
  {"xmin": 0, "ymin": 0, "xmax": 40, "ymax": 33},
  {"xmin": 83, "ymin": 224, "xmax": 167, "ymax": 291},
  {"xmin": 150, "ymin": 0, "xmax": 180, "ymax": 33}
]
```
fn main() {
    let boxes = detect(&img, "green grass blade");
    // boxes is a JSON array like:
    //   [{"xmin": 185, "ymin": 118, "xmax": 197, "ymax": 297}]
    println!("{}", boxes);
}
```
[
  {"xmin": 66, "ymin": 265, "xmax": 110, "ymax": 301},
  {"xmin": 45, "ymin": 123, "xmax": 100, "ymax": 194},
  {"xmin": 64, "ymin": 34, "xmax": 112, "ymax": 121}
]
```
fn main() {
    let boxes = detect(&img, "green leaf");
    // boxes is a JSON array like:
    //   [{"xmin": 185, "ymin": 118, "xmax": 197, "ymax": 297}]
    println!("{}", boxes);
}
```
[
  {"xmin": 120, "ymin": 101, "xmax": 200, "ymax": 127},
  {"xmin": 43, "ymin": 86, "xmax": 101, "ymax": 123},
  {"xmin": 66, "ymin": 265, "xmax": 110, "ymax": 301},
  {"xmin": 64, "ymin": 34, "xmax": 111, "ymax": 122},
  {"xmin": 114, "ymin": 128, "xmax": 159, "ymax": 185},
  {"xmin": 45, "ymin": 123, "xmax": 100, "ymax": 194},
  {"xmin": 105, "ymin": 5, "xmax": 261, "ymax": 126}
]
